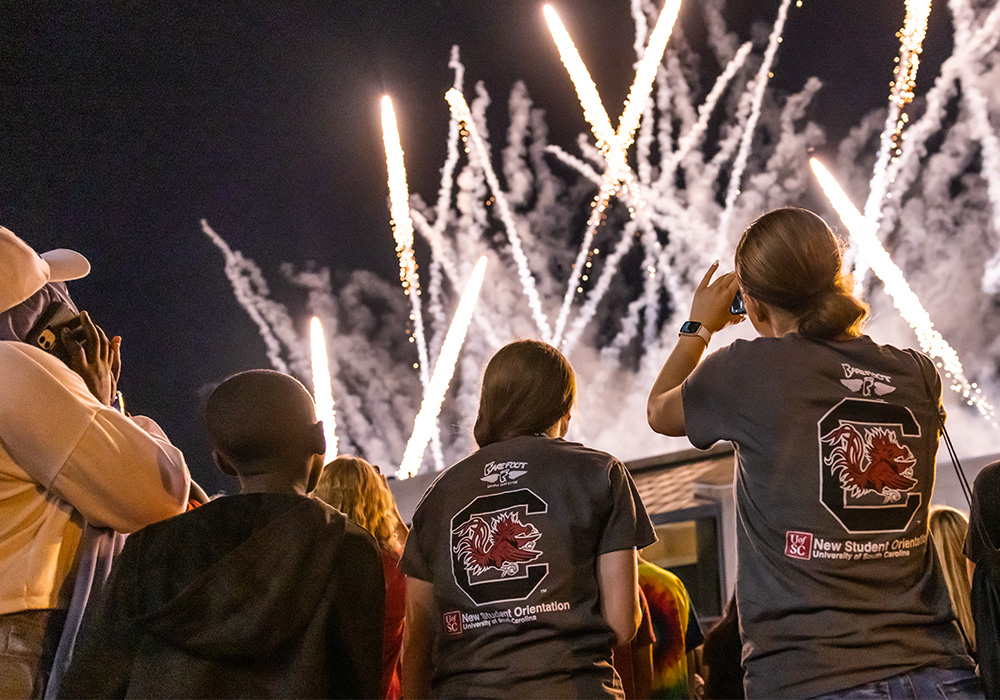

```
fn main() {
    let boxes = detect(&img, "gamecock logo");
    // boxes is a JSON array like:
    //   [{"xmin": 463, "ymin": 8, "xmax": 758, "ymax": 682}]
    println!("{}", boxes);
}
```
[
  {"xmin": 817, "ymin": 398, "xmax": 922, "ymax": 533},
  {"xmin": 453, "ymin": 511, "xmax": 543, "ymax": 576},
  {"xmin": 450, "ymin": 489, "xmax": 549, "ymax": 606},
  {"xmin": 822, "ymin": 424, "xmax": 917, "ymax": 503}
]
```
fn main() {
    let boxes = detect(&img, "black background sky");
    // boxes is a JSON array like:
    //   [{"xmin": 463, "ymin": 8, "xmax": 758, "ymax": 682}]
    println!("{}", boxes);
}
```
[{"xmin": 0, "ymin": 1, "xmax": 954, "ymax": 492}]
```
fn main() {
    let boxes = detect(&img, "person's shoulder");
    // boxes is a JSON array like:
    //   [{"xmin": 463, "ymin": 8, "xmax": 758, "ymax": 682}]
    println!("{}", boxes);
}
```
[
  {"xmin": 699, "ymin": 335, "xmax": 778, "ymax": 370},
  {"xmin": 638, "ymin": 558, "xmax": 684, "ymax": 591},
  {"xmin": 854, "ymin": 336, "xmax": 932, "ymax": 369},
  {"xmin": 544, "ymin": 437, "xmax": 624, "ymax": 472},
  {"xmin": 975, "ymin": 460, "xmax": 1000, "ymax": 490},
  {"xmin": 0, "ymin": 339, "xmax": 75, "ymax": 376},
  {"xmin": 410, "ymin": 459, "xmax": 465, "ymax": 510}
]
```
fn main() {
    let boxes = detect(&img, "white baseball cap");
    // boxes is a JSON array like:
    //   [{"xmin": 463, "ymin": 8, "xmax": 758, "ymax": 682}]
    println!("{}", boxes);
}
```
[{"xmin": 0, "ymin": 226, "xmax": 91, "ymax": 314}]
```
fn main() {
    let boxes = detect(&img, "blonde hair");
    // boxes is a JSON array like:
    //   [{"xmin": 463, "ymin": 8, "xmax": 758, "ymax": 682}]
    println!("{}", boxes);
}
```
[
  {"xmin": 474, "ymin": 340, "xmax": 576, "ymax": 448},
  {"xmin": 929, "ymin": 506, "xmax": 975, "ymax": 651},
  {"xmin": 314, "ymin": 455, "xmax": 405, "ymax": 553},
  {"xmin": 735, "ymin": 207, "xmax": 869, "ymax": 339}
]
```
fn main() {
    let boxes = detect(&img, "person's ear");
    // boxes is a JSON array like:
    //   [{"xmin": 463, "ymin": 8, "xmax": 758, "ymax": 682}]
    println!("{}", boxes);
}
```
[
  {"xmin": 559, "ymin": 413, "xmax": 570, "ymax": 438},
  {"xmin": 744, "ymin": 294, "xmax": 768, "ymax": 324},
  {"xmin": 212, "ymin": 450, "xmax": 237, "ymax": 477},
  {"xmin": 309, "ymin": 421, "xmax": 326, "ymax": 458},
  {"xmin": 306, "ymin": 453, "xmax": 324, "ymax": 494}
]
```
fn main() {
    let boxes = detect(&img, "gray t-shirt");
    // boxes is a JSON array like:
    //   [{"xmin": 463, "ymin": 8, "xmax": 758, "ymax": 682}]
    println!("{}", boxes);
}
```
[
  {"xmin": 683, "ymin": 334, "xmax": 971, "ymax": 699},
  {"xmin": 402, "ymin": 435, "xmax": 656, "ymax": 699}
]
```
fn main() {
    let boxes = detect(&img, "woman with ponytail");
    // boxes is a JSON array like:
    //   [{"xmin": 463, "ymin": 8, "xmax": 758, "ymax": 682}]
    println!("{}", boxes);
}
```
[{"xmin": 647, "ymin": 208, "xmax": 979, "ymax": 699}]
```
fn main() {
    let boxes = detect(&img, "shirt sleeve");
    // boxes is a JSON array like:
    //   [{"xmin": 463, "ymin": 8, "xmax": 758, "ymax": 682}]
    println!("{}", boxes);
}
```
[
  {"xmin": 0, "ymin": 343, "xmax": 190, "ymax": 532},
  {"xmin": 681, "ymin": 342, "xmax": 743, "ymax": 450},
  {"xmin": 965, "ymin": 462, "xmax": 1000, "ymax": 563},
  {"xmin": 400, "ymin": 496, "xmax": 435, "ymax": 582},
  {"xmin": 599, "ymin": 461, "xmax": 657, "ymax": 554},
  {"xmin": 684, "ymin": 600, "xmax": 704, "ymax": 650}
]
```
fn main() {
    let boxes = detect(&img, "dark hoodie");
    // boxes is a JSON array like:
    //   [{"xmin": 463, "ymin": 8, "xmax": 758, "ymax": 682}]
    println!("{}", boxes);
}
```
[{"xmin": 60, "ymin": 493, "xmax": 384, "ymax": 699}]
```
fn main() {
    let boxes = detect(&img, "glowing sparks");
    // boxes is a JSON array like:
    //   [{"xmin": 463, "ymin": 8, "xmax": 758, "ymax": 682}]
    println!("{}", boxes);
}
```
[
  {"xmin": 617, "ymin": 0, "xmax": 683, "ymax": 146},
  {"xmin": 853, "ymin": 0, "xmax": 933, "ymax": 291},
  {"xmin": 542, "ymin": 5, "xmax": 615, "ymax": 150},
  {"xmin": 310, "ymin": 316, "xmax": 338, "ymax": 460},
  {"xmin": 397, "ymin": 257, "xmax": 488, "ymax": 479},
  {"xmin": 381, "ymin": 96, "xmax": 420, "ymax": 300},
  {"xmin": 381, "ymin": 99, "xmax": 431, "ymax": 382},
  {"xmin": 810, "ymin": 159, "xmax": 996, "ymax": 424},
  {"xmin": 445, "ymin": 88, "xmax": 552, "ymax": 340},
  {"xmin": 382, "ymin": 95, "xmax": 443, "ymax": 470},
  {"xmin": 542, "ymin": 1, "xmax": 681, "ymax": 345},
  {"xmin": 871, "ymin": 0, "xmax": 934, "ymax": 182}
]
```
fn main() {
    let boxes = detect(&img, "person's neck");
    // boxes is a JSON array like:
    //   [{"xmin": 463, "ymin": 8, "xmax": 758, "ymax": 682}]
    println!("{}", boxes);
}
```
[
  {"xmin": 238, "ymin": 471, "xmax": 310, "ymax": 496},
  {"xmin": 767, "ymin": 309, "xmax": 800, "ymax": 337}
]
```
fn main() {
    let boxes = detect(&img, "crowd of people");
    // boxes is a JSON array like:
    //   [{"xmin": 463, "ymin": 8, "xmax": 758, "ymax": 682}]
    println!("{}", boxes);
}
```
[{"xmin": 0, "ymin": 207, "xmax": 997, "ymax": 699}]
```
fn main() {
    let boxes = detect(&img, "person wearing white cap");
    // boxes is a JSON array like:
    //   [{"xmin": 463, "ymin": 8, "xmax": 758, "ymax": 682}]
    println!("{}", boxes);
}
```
[{"xmin": 0, "ymin": 226, "xmax": 191, "ymax": 699}]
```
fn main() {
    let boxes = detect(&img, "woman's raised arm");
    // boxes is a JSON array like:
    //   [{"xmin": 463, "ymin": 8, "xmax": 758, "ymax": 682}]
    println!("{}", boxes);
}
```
[{"xmin": 647, "ymin": 262, "xmax": 741, "ymax": 436}]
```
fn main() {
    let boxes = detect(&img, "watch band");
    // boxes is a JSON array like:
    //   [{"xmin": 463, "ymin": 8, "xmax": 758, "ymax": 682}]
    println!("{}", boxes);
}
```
[{"xmin": 679, "ymin": 320, "xmax": 712, "ymax": 344}]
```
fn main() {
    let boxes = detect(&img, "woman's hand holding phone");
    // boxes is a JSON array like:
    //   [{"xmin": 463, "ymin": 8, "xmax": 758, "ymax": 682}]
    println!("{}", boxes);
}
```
[{"xmin": 689, "ymin": 261, "xmax": 745, "ymax": 334}]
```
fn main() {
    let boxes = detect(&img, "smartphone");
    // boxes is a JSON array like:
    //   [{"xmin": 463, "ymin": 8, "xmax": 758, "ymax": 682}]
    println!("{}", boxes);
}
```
[
  {"xmin": 24, "ymin": 301, "xmax": 83, "ymax": 365},
  {"xmin": 730, "ymin": 291, "xmax": 746, "ymax": 315}
]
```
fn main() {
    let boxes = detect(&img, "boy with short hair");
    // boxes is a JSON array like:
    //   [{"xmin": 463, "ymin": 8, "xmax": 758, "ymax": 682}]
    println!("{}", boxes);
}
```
[{"xmin": 62, "ymin": 370, "xmax": 385, "ymax": 698}]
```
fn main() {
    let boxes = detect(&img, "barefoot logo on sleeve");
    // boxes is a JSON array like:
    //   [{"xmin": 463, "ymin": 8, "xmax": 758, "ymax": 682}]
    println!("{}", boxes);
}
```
[
  {"xmin": 450, "ymin": 489, "xmax": 549, "ymax": 606},
  {"xmin": 817, "ymin": 398, "xmax": 922, "ymax": 534}
]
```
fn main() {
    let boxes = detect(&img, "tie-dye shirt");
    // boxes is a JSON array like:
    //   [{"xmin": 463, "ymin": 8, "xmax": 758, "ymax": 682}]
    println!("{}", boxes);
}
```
[{"xmin": 638, "ymin": 559, "xmax": 704, "ymax": 699}]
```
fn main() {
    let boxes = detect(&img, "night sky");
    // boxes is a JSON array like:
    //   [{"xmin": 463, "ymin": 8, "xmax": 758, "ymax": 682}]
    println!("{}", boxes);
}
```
[{"xmin": 0, "ymin": 1, "xmax": 954, "ymax": 492}]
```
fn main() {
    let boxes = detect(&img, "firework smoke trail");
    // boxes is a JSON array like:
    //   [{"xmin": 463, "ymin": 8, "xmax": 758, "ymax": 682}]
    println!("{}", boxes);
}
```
[
  {"xmin": 201, "ymin": 219, "xmax": 305, "ymax": 376},
  {"xmin": 542, "ymin": 1, "xmax": 681, "ymax": 345},
  {"xmin": 545, "ymin": 142, "xmax": 698, "ymax": 355},
  {"xmin": 545, "ymin": 32, "xmax": 749, "ymax": 353},
  {"xmin": 412, "ymin": 208, "xmax": 503, "ymax": 351},
  {"xmin": 542, "ymin": 3, "xmax": 622, "ymax": 345},
  {"xmin": 564, "ymin": 226, "xmax": 638, "ymax": 352},
  {"xmin": 715, "ymin": 0, "xmax": 793, "ymax": 257},
  {"xmin": 948, "ymin": 0, "xmax": 1000, "ymax": 294},
  {"xmin": 878, "ymin": 4, "xmax": 1000, "ymax": 240},
  {"xmin": 426, "ymin": 45, "xmax": 467, "ymax": 353},
  {"xmin": 445, "ymin": 88, "xmax": 552, "ymax": 340},
  {"xmin": 309, "ymin": 317, "xmax": 338, "ymax": 460},
  {"xmin": 381, "ymin": 97, "xmax": 445, "ymax": 470},
  {"xmin": 631, "ymin": 0, "xmax": 650, "ymax": 59},
  {"xmin": 546, "ymin": 145, "xmax": 604, "ymax": 184},
  {"xmin": 853, "ymin": 0, "xmax": 933, "ymax": 293},
  {"xmin": 397, "ymin": 257, "xmax": 488, "ymax": 479},
  {"xmin": 811, "ymin": 159, "xmax": 997, "ymax": 425},
  {"xmin": 668, "ymin": 41, "xmax": 753, "ymax": 169}
]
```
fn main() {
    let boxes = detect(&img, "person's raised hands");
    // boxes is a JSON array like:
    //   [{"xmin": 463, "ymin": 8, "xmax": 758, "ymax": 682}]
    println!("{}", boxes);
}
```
[
  {"xmin": 689, "ymin": 261, "xmax": 744, "ymax": 334},
  {"xmin": 62, "ymin": 310, "xmax": 121, "ymax": 406}
]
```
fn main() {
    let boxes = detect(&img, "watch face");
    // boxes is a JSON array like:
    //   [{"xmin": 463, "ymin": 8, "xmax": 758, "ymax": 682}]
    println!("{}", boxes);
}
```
[{"xmin": 680, "ymin": 321, "xmax": 702, "ymax": 334}]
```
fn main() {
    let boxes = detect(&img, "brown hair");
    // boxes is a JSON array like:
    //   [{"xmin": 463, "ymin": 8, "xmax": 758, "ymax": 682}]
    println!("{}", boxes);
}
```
[
  {"xmin": 735, "ymin": 207, "xmax": 868, "ymax": 339},
  {"xmin": 314, "ymin": 455, "xmax": 405, "ymax": 553},
  {"xmin": 929, "ymin": 506, "xmax": 975, "ymax": 651},
  {"xmin": 473, "ymin": 340, "xmax": 576, "ymax": 448}
]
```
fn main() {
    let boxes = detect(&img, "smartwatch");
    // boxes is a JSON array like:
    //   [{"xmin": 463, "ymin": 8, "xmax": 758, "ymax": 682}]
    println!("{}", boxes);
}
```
[{"xmin": 679, "ymin": 320, "xmax": 712, "ymax": 344}]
